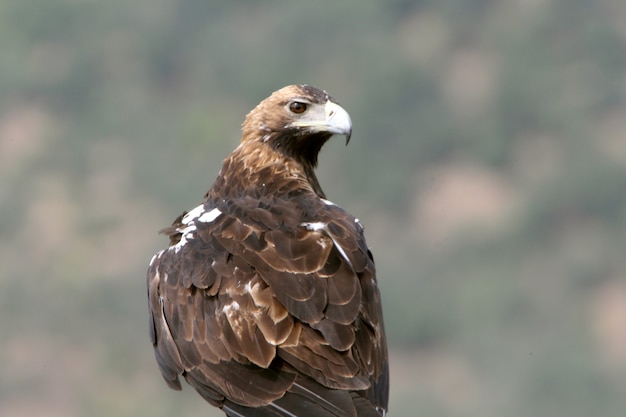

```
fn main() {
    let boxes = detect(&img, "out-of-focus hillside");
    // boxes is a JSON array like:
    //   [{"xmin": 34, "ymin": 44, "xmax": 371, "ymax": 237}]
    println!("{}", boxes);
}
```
[{"xmin": 2, "ymin": 1, "xmax": 626, "ymax": 416}]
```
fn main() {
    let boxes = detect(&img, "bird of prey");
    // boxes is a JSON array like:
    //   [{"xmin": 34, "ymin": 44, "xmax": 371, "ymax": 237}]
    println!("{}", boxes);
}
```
[{"xmin": 147, "ymin": 85, "xmax": 388, "ymax": 416}]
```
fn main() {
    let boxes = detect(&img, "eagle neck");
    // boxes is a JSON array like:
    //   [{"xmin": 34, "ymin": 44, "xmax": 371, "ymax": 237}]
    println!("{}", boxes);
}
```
[
  {"xmin": 302, "ymin": 163, "xmax": 326, "ymax": 199},
  {"xmin": 264, "ymin": 130, "xmax": 331, "ymax": 199},
  {"xmin": 209, "ymin": 140, "xmax": 326, "ymax": 200}
]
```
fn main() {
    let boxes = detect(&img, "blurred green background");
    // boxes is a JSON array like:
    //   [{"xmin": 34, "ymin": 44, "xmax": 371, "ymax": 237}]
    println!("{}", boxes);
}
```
[{"xmin": 2, "ymin": 1, "xmax": 626, "ymax": 416}]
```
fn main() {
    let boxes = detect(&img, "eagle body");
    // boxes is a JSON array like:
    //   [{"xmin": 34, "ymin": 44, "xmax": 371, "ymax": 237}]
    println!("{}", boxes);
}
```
[{"xmin": 147, "ymin": 85, "xmax": 388, "ymax": 416}]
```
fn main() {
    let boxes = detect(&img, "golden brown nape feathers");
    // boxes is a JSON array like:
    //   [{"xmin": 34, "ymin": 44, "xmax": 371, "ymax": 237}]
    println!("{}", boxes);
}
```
[{"xmin": 147, "ymin": 85, "xmax": 389, "ymax": 417}]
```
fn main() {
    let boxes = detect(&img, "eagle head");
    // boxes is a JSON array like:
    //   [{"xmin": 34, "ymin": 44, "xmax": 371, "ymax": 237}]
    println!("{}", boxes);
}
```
[{"xmin": 241, "ymin": 85, "xmax": 352, "ymax": 168}]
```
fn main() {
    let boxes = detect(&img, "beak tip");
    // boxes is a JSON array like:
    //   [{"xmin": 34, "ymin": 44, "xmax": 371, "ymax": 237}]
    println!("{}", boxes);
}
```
[{"xmin": 325, "ymin": 101, "xmax": 352, "ymax": 145}]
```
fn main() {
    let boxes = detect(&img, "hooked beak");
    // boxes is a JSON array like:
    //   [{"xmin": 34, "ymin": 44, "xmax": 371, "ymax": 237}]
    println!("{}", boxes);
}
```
[
  {"xmin": 324, "ymin": 101, "xmax": 352, "ymax": 145},
  {"xmin": 290, "ymin": 100, "xmax": 353, "ymax": 145}
]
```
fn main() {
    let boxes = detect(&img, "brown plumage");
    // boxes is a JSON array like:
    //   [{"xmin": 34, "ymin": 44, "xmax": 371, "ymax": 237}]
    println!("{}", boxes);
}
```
[{"xmin": 147, "ymin": 85, "xmax": 389, "ymax": 416}]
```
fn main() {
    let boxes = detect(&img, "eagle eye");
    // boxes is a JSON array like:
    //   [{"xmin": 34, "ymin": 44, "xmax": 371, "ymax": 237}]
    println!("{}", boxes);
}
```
[{"xmin": 288, "ymin": 101, "xmax": 308, "ymax": 114}]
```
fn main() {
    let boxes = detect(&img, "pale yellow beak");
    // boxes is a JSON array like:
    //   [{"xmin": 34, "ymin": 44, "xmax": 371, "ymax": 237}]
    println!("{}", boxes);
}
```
[
  {"xmin": 323, "ymin": 101, "xmax": 352, "ymax": 144},
  {"xmin": 290, "ymin": 100, "xmax": 353, "ymax": 144}
]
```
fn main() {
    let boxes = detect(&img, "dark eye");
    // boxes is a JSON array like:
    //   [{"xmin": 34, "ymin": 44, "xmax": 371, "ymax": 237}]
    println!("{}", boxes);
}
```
[{"xmin": 289, "ymin": 101, "xmax": 308, "ymax": 114}]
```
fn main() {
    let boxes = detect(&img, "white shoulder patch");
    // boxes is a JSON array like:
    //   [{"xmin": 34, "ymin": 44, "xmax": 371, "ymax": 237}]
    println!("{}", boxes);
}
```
[
  {"xmin": 171, "ymin": 224, "xmax": 197, "ymax": 253},
  {"xmin": 182, "ymin": 204, "xmax": 205, "ymax": 224},
  {"xmin": 198, "ymin": 207, "xmax": 222, "ymax": 223},
  {"xmin": 301, "ymin": 221, "xmax": 326, "ymax": 231},
  {"xmin": 321, "ymin": 198, "xmax": 336, "ymax": 206}
]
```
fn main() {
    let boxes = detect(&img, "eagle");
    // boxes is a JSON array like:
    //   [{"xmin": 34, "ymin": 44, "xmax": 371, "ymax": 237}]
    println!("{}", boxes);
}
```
[{"xmin": 147, "ymin": 84, "xmax": 389, "ymax": 417}]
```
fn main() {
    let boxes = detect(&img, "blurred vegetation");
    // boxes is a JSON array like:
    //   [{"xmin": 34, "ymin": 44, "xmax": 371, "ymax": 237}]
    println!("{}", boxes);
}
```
[{"xmin": 2, "ymin": 1, "xmax": 626, "ymax": 416}]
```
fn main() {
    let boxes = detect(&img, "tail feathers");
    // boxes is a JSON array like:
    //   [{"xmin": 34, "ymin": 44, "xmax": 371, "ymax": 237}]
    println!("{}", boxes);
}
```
[
  {"xmin": 288, "ymin": 378, "xmax": 355, "ymax": 417},
  {"xmin": 221, "ymin": 377, "xmax": 384, "ymax": 417},
  {"xmin": 351, "ymin": 393, "xmax": 387, "ymax": 417}
]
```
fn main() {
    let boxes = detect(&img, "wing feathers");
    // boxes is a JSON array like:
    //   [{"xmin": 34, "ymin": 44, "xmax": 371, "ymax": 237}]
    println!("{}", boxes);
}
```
[
  {"xmin": 148, "ymin": 196, "xmax": 387, "ymax": 414},
  {"xmin": 289, "ymin": 378, "xmax": 356, "ymax": 417},
  {"xmin": 325, "ymin": 262, "xmax": 359, "ymax": 305},
  {"xmin": 185, "ymin": 361, "xmax": 297, "ymax": 407},
  {"xmin": 221, "ymin": 376, "xmax": 383, "ymax": 417},
  {"xmin": 311, "ymin": 319, "xmax": 355, "ymax": 351}
]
